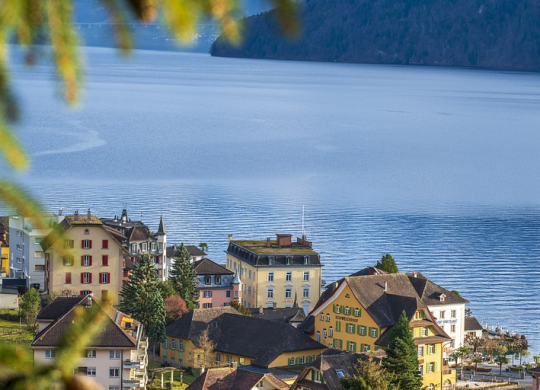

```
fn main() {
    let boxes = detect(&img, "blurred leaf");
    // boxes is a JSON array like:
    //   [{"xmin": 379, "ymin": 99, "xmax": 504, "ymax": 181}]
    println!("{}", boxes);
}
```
[
  {"xmin": 126, "ymin": 0, "xmax": 157, "ymax": 23},
  {"xmin": 269, "ymin": 0, "xmax": 299, "ymax": 37},
  {"xmin": 0, "ymin": 118, "xmax": 28, "ymax": 170},
  {"xmin": 161, "ymin": 0, "xmax": 201, "ymax": 43},
  {"xmin": 100, "ymin": 0, "xmax": 133, "ymax": 52}
]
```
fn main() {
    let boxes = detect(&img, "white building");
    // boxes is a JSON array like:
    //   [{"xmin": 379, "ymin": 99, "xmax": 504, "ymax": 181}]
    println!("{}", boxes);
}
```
[{"xmin": 32, "ymin": 295, "xmax": 148, "ymax": 389}]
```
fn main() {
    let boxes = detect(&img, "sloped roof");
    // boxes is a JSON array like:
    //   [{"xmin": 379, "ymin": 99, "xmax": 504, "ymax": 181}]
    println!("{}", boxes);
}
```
[
  {"xmin": 249, "ymin": 307, "xmax": 306, "ymax": 324},
  {"xmin": 194, "ymin": 258, "xmax": 233, "ymax": 276},
  {"xmin": 157, "ymin": 216, "xmax": 167, "ymax": 235},
  {"xmin": 167, "ymin": 309, "xmax": 326, "ymax": 368},
  {"xmin": 464, "ymin": 316, "xmax": 483, "ymax": 331},
  {"xmin": 349, "ymin": 267, "xmax": 388, "ymax": 277},
  {"xmin": 166, "ymin": 245, "xmax": 207, "ymax": 259},
  {"xmin": 227, "ymin": 240, "xmax": 321, "ymax": 267},
  {"xmin": 187, "ymin": 367, "xmax": 288, "ymax": 390},
  {"xmin": 129, "ymin": 225, "xmax": 151, "ymax": 242},
  {"xmin": 32, "ymin": 296, "xmax": 139, "ymax": 349},
  {"xmin": 36, "ymin": 297, "xmax": 84, "ymax": 320},
  {"xmin": 407, "ymin": 272, "xmax": 469, "ymax": 305}
]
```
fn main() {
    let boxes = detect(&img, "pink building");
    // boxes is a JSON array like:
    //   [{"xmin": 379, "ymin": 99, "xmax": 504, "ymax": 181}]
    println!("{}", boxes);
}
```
[{"xmin": 194, "ymin": 258, "xmax": 242, "ymax": 308}]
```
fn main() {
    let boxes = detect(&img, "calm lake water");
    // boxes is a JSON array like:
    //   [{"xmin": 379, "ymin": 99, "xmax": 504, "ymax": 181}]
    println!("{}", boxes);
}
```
[{"xmin": 3, "ymin": 47, "xmax": 540, "ymax": 354}]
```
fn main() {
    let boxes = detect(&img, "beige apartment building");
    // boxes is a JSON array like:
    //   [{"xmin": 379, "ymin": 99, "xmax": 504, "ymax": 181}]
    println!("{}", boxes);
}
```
[
  {"xmin": 41, "ymin": 211, "xmax": 129, "ymax": 303},
  {"xmin": 225, "ymin": 234, "xmax": 323, "ymax": 314}
]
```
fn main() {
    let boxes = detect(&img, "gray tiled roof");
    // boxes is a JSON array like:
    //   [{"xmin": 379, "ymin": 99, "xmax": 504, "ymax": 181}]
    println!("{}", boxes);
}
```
[
  {"xmin": 464, "ymin": 316, "xmax": 483, "ymax": 331},
  {"xmin": 193, "ymin": 258, "xmax": 233, "ymax": 276},
  {"xmin": 187, "ymin": 367, "xmax": 288, "ymax": 390},
  {"xmin": 407, "ymin": 272, "xmax": 469, "ymax": 305}
]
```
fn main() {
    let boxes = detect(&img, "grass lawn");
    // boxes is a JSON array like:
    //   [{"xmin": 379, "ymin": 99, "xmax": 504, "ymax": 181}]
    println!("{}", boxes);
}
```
[{"xmin": 0, "ymin": 313, "xmax": 34, "ymax": 346}]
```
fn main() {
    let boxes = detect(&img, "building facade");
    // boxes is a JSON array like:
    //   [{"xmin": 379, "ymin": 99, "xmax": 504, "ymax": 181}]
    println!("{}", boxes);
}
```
[
  {"xmin": 8, "ymin": 212, "xmax": 65, "ymax": 290},
  {"xmin": 304, "ymin": 274, "xmax": 455, "ymax": 390},
  {"xmin": 32, "ymin": 295, "xmax": 148, "ymax": 390},
  {"xmin": 101, "ymin": 207, "xmax": 167, "ymax": 281},
  {"xmin": 42, "ymin": 211, "xmax": 128, "ymax": 303},
  {"xmin": 225, "ymin": 234, "xmax": 323, "ymax": 314},
  {"xmin": 193, "ymin": 258, "xmax": 241, "ymax": 308},
  {"xmin": 0, "ymin": 217, "xmax": 9, "ymax": 278}
]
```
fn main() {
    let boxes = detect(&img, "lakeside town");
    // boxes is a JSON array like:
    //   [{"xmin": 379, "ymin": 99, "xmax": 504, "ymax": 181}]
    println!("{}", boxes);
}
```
[{"xmin": 0, "ymin": 209, "xmax": 537, "ymax": 390}]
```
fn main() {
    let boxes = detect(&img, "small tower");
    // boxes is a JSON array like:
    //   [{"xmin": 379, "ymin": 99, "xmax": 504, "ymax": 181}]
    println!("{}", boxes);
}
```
[
  {"xmin": 231, "ymin": 270, "xmax": 242, "ymax": 304},
  {"xmin": 156, "ymin": 215, "xmax": 167, "ymax": 281},
  {"xmin": 121, "ymin": 206, "xmax": 129, "ymax": 223}
]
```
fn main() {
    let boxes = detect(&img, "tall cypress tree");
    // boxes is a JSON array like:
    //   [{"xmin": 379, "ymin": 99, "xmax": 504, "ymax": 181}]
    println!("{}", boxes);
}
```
[
  {"xmin": 383, "ymin": 311, "xmax": 423, "ymax": 390},
  {"xmin": 119, "ymin": 253, "xmax": 166, "ymax": 342},
  {"xmin": 169, "ymin": 243, "xmax": 199, "ymax": 310}
]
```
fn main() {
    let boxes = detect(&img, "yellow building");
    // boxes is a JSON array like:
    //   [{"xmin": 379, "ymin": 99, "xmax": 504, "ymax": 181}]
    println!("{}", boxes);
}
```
[
  {"xmin": 305, "ymin": 273, "xmax": 455, "ymax": 390},
  {"xmin": 162, "ymin": 307, "xmax": 326, "ymax": 370},
  {"xmin": 225, "ymin": 234, "xmax": 323, "ymax": 314},
  {"xmin": 0, "ymin": 217, "xmax": 8, "ymax": 277},
  {"xmin": 41, "ymin": 211, "xmax": 129, "ymax": 303}
]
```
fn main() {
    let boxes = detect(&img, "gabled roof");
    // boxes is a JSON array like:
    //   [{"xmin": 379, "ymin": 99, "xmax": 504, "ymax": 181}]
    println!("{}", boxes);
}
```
[
  {"xmin": 167, "ymin": 309, "xmax": 326, "ymax": 368},
  {"xmin": 31, "ymin": 296, "xmax": 139, "ymax": 349},
  {"xmin": 464, "ymin": 316, "xmax": 483, "ymax": 331},
  {"xmin": 349, "ymin": 267, "xmax": 388, "ymax": 277},
  {"xmin": 407, "ymin": 272, "xmax": 469, "ymax": 305},
  {"xmin": 166, "ymin": 245, "xmax": 207, "ymax": 259},
  {"xmin": 36, "ymin": 297, "xmax": 84, "ymax": 320},
  {"xmin": 129, "ymin": 225, "xmax": 151, "ymax": 242},
  {"xmin": 187, "ymin": 367, "xmax": 288, "ymax": 390},
  {"xmin": 249, "ymin": 307, "xmax": 306, "ymax": 324},
  {"xmin": 193, "ymin": 258, "xmax": 233, "ymax": 276}
]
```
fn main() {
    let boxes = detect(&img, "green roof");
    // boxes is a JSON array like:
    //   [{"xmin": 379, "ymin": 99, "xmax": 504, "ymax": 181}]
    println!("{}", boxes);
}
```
[
  {"xmin": 65, "ymin": 215, "xmax": 102, "ymax": 225},
  {"xmin": 232, "ymin": 240, "xmax": 316, "ymax": 255}
]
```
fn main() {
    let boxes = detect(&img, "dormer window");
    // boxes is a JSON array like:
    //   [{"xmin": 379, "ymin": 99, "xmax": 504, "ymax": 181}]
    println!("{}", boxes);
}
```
[
  {"xmin": 286, "ymin": 256, "xmax": 292, "ymax": 265},
  {"xmin": 205, "ymin": 276, "xmax": 211, "ymax": 285},
  {"xmin": 304, "ymin": 256, "xmax": 310, "ymax": 265},
  {"xmin": 215, "ymin": 276, "xmax": 221, "ymax": 284},
  {"xmin": 439, "ymin": 294, "xmax": 446, "ymax": 302},
  {"xmin": 268, "ymin": 256, "xmax": 275, "ymax": 265}
]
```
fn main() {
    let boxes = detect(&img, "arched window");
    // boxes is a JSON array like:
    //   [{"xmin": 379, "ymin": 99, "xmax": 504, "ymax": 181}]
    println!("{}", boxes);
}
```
[
  {"xmin": 316, "ymin": 331, "xmax": 321, "ymax": 341},
  {"xmin": 323, "ymin": 329, "xmax": 327, "ymax": 339},
  {"xmin": 329, "ymin": 326, "xmax": 334, "ymax": 337},
  {"xmin": 428, "ymin": 384, "xmax": 435, "ymax": 390},
  {"xmin": 320, "ymin": 313, "xmax": 324, "ymax": 321},
  {"xmin": 443, "ymin": 380, "xmax": 452, "ymax": 390}
]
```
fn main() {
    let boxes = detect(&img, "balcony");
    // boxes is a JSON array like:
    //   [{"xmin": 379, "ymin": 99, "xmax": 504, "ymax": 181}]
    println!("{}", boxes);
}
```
[
  {"xmin": 123, "ymin": 379, "xmax": 145, "ymax": 388},
  {"xmin": 124, "ymin": 359, "xmax": 145, "ymax": 369},
  {"xmin": 442, "ymin": 365, "xmax": 453, "ymax": 375}
]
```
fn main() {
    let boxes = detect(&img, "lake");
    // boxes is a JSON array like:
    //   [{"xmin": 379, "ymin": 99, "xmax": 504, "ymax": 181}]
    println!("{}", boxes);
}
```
[{"xmin": 3, "ymin": 47, "xmax": 540, "ymax": 354}]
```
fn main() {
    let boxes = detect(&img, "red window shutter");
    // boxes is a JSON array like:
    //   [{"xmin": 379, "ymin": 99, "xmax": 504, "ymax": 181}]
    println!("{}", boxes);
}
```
[
  {"xmin": 80, "ymin": 291, "xmax": 84, "ymax": 296},
  {"xmin": 102, "ymin": 255, "xmax": 108, "ymax": 266},
  {"xmin": 89, "ymin": 240, "xmax": 92, "ymax": 249},
  {"xmin": 81, "ymin": 240, "xmax": 85, "ymax": 248},
  {"xmin": 89, "ymin": 256, "xmax": 93, "ymax": 266},
  {"xmin": 81, "ymin": 256, "xmax": 84, "ymax": 266},
  {"xmin": 80, "ymin": 273, "xmax": 84, "ymax": 283},
  {"xmin": 66, "ymin": 272, "xmax": 71, "ymax": 284},
  {"xmin": 70, "ymin": 240, "xmax": 74, "ymax": 248},
  {"xmin": 107, "ymin": 272, "xmax": 110, "ymax": 284},
  {"xmin": 89, "ymin": 273, "xmax": 92, "ymax": 283},
  {"xmin": 103, "ymin": 240, "xmax": 108, "ymax": 249}
]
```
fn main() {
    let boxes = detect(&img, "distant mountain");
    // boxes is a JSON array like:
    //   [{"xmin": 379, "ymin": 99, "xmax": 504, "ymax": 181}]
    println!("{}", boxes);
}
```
[{"xmin": 211, "ymin": 0, "xmax": 540, "ymax": 71}]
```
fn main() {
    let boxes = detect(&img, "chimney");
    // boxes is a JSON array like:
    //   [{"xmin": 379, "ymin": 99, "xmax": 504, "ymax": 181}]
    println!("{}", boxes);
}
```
[
  {"xmin": 266, "ymin": 238, "xmax": 271, "ymax": 247},
  {"xmin": 413, "ymin": 272, "xmax": 418, "ymax": 278},
  {"xmin": 259, "ymin": 306, "xmax": 264, "ymax": 314},
  {"xmin": 231, "ymin": 361, "xmax": 238, "ymax": 369},
  {"xmin": 228, "ymin": 234, "xmax": 233, "ymax": 242},
  {"xmin": 58, "ymin": 207, "xmax": 63, "ymax": 216},
  {"xmin": 201, "ymin": 365, "xmax": 206, "ymax": 374},
  {"xmin": 384, "ymin": 281, "xmax": 388, "ymax": 293},
  {"xmin": 74, "ymin": 210, "xmax": 79, "ymax": 221},
  {"xmin": 87, "ymin": 208, "xmax": 91, "ymax": 218}
]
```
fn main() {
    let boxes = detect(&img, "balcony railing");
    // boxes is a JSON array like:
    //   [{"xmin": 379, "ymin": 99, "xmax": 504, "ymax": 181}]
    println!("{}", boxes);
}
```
[
  {"xmin": 124, "ymin": 359, "xmax": 145, "ymax": 369},
  {"xmin": 123, "ymin": 379, "xmax": 145, "ymax": 388}
]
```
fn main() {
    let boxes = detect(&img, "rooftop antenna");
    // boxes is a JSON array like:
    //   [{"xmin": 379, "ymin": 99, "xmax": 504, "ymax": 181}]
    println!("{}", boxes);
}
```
[{"xmin": 301, "ymin": 205, "xmax": 305, "ymax": 238}]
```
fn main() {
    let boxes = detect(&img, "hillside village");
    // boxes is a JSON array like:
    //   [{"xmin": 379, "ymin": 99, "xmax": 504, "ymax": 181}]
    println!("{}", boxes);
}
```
[{"xmin": 0, "ymin": 209, "xmax": 535, "ymax": 390}]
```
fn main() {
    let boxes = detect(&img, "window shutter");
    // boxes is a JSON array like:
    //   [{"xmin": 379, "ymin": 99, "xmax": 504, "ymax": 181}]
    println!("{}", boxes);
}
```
[
  {"xmin": 66, "ymin": 272, "xmax": 71, "ymax": 284},
  {"xmin": 107, "ymin": 272, "xmax": 110, "ymax": 284},
  {"xmin": 103, "ymin": 240, "xmax": 108, "ymax": 249},
  {"xmin": 311, "ymin": 371, "xmax": 314, "ymax": 381},
  {"xmin": 357, "ymin": 324, "xmax": 361, "ymax": 334},
  {"xmin": 81, "ymin": 256, "xmax": 84, "ymax": 266},
  {"xmin": 80, "ymin": 273, "xmax": 84, "ymax": 283},
  {"xmin": 89, "ymin": 273, "xmax": 92, "ymax": 283},
  {"xmin": 81, "ymin": 240, "xmax": 84, "ymax": 248},
  {"xmin": 339, "ymin": 339, "xmax": 343, "ymax": 350},
  {"xmin": 89, "ymin": 240, "xmax": 92, "ymax": 249},
  {"xmin": 103, "ymin": 255, "xmax": 108, "ymax": 266},
  {"xmin": 375, "ymin": 328, "xmax": 379, "ymax": 337},
  {"xmin": 89, "ymin": 256, "xmax": 93, "ymax": 266}
]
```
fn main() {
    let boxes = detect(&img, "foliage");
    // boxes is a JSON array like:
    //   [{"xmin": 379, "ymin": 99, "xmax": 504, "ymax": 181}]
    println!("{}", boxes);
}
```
[
  {"xmin": 212, "ymin": 0, "xmax": 540, "ymax": 73},
  {"xmin": 119, "ymin": 253, "xmax": 166, "ymax": 342},
  {"xmin": 157, "ymin": 280, "xmax": 178, "ymax": 300},
  {"xmin": 383, "ymin": 311, "xmax": 422, "ymax": 390},
  {"xmin": 472, "ymin": 358, "xmax": 482, "ymax": 370},
  {"xmin": 375, "ymin": 254, "xmax": 398, "ymax": 274},
  {"xmin": 164, "ymin": 295, "xmax": 189, "ymax": 324},
  {"xmin": 230, "ymin": 300, "xmax": 251, "ymax": 316},
  {"xmin": 449, "ymin": 347, "xmax": 469, "ymax": 367},
  {"xmin": 169, "ymin": 243, "xmax": 198, "ymax": 310},
  {"xmin": 197, "ymin": 327, "xmax": 216, "ymax": 368},
  {"xmin": 340, "ymin": 356, "xmax": 398, "ymax": 390},
  {"xmin": 198, "ymin": 242, "xmax": 208, "ymax": 253},
  {"xmin": 494, "ymin": 355, "xmax": 509, "ymax": 375},
  {"xmin": 451, "ymin": 290, "xmax": 460, "ymax": 296},
  {"xmin": 19, "ymin": 288, "xmax": 41, "ymax": 333}
]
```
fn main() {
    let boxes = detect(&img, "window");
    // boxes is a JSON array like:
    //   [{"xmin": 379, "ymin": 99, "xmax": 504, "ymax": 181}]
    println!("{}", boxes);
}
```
[
  {"xmin": 205, "ymin": 276, "xmax": 211, "ymax": 285},
  {"xmin": 363, "ymin": 344, "xmax": 370, "ymax": 352},
  {"xmin": 81, "ymin": 290, "xmax": 92, "ymax": 295},
  {"xmin": 248, "ymin": 286, "xmax": 251, "ymax": 296},
  {"xmin": 285, "ymin": 287, "xmax": 292, "ymax": 299},
  {"xmin": 81, "ymin": 272, "xmax": 92, "ymax": 284},
  {"xmin": 87, "ymin": 367, "xmax": 96, "ymax": 377},
  {"xmin": 335, "ymin": 305, "xmax": 340, "ymax": 314},
  {"xmin": 268, "ymin": 256, "xmax": 275, "ymax": 265},
  {"xmin": 45, "ymin": 350, "xmax": 56, "ymax": 359},
  {"xmin": 84, "ymin": 229, "xmax": 90, "ymax": 235},
  {"xmin": 16, "ymin": 244, "xmax": 23, "ymax": 250},
  {"xmin": 109, "ymin": 368, "xmax": 120, "ymax": 378},
  {"xmin": 303, "ymin": 271, "xmax": 309, "ymax": 281},
  {"xmin": 165, "ymin": 339, "xmax": 170, "ymax": 349},
  {"xmin": 267, "ymin": 288, "xmax": 274, "ymax": 299},
  {"xmin": 226, "ymin": 291, "xmax": 231, "ymax": 298},
  {"xmin": 326, "ymin": 314, "xmax": 330, "ymax": 322},
  {"xmin": 428, "ymin": 384, "xmax": 435, "ymax": 390},
  {"xmin": 329, "ymin": 327, "xmax": 333, "ymax": 337},
  {"xmin": 102, "ymin": 255, "xmax": 108, "ymax": 266},
  {"xmin": 286, "ymin": 256, "xmax": 292, "ymax": 265},
  {"xmin": 248, "ymin": 270, "xmax": 251, "ymax": 279},
  {"xmin": 348, "ymin": 324, "xmax": 355, "ymax": 333},
  {"xmin": 418, "ymin": 365, "xmax": 424, "ymax": 375},
  {"xmin": 428, "ymin": 363, "xmax": 435, "ymax": 373},
  {"xmin": 288, "ymin": 357, "xmax": 295, "ymax": 366},
  {"xmin": 360, "ymin": 326, "xmax": 366, "ymax": 336},
  {"xmin": 417, "ymin": 346, "xmax": 424, "ymax": 357},
  {"xmin": 335, "ymin": 369, "xmax": 345, "ymax": 378},
  {"xmin": 63, "ymin": 256, "xmax": 73, "ymax": 266},
  {"xmin": 421, "ymin": 327, "xmax": 428, "ymax": 337},
  {"xmin": 215, "ymin": 353, "xmax": 221, "ymax": 364},
  {"xmin": 82, "ymin": 255, "xmax": 92, "ymax": 267},
  {"xmin": 109, "ymin": 350, "xmax": 120, "ymax": 359},
  {"xmin": 345, "ymin": 307, "xmax": 350, "ymax": 315},
  {"xmin": 179, "ymin": 341, "xmax": 185, "ymax": 351},
  {"xmin": 303, "ymin": 287, "xmax": 309, "ymax": 298},
  {"xmin": 216, "ymin": 276, "xmax": 221, "ymax": 284},
  {"xmin": 316, "ymin": 331, "xmax": 321, "ymax": 341},
  {"xmin": 304, "ymin": 256, "xmax": 310, "ymax": 265},
  {"xmin": 450, "ymin": 324, "xmax": 456, "ymax": 333},
  {"xmin": 35, "ymin": 264, "xmax": 45, "ymax": 271},
  {"xmin": 151, "ymin": 243, "xmax": 156, "ymax": 251},
  {"xmin": 234, "ymin": 291, "xmax": 238, "ymax": 298},
  {"xmin": 286, "ymin": 272, "xmax": 292, "ymax": 282},
  {"xmin": 16, "ymin": 230, "xmax": 22, "ymax": 237},
  {"xmin": 35, "ymin": 251, "xmax": 44, "ymax": 258},
  {"xmin": 370, "ymin": 328, "xmax": 378, "ymax": 338},
  {"xmin": 323, "ymin": 329, "xmax": 327, "ymax": 339},
  {"xmin": 439, "ymin": 310, "xmax": 446, "ymax": 319},
  {"xmin": 86, "ymin": 350, "xmax": 96, "ymax": 358},
  {"xmin": 451, "ymin": 310, "xmax": 456, "ymax": 318},
  {"xmin": 203, "ymin": 291, "xmax": 212, "ymax": 298},
  {"xmin": 355, "ymin": 308, "xmax": 360, "ymax": 316},
  {"xmin": 109, "ymin": 387, "xmax": 120, "ymax": 390},
  {"xmin": 64, "ymin": 239, "xmax": 74, "ymax": 248},
  {"xmin": 142, "ymin": 243, "xmax": 147, "ymax": 251},
  {"xmin": 203, "ymin": 303, "xmax": 213, "ymax": 308},
  {"xmin": 16, "ymin": 257, "xmax": 22, "ymax": 264},
  {"xmin": 100, "ymin": 272, "xmax": 110, "ymax": 284},
  {"xmin": 65, "ymin": 272, "xmax": 72, "ymax": 284},
  {"xmin": 268, "ymin": 272, "xmax": 274, "ymax": 282},
  {"xmin": 82, "ymin": 240, "xmax": 92, "ymax": 249},
  {"xmin": 349, "ymin": 342, "xmax": 356, "ymax": 352},
  {"xmin": 320, "ymin": 313, "xmax": 324, "ymax": 321},
  {"xmin": 102, "ymin": 240, "xmax": 108, "ymax": 249},
  {"xmin": 131, "ymin": 244, "xmax": 137, "ymax": 253},
  {"xmin": 428, "ymin": 344, "xmax": 435, "ymax": 354}
]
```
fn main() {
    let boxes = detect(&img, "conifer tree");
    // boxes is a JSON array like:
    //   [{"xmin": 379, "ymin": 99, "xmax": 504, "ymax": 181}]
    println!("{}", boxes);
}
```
[
  {"xmin": 169, "ymin": 243, "xmax": 199, "ymax": 310},
  {"xmin": 383, "ymin": 311, "xmax": 422, "ymax": 390},
  {"xmin": 119, "ymin": 253, "xmax": 166, "ymax": 342},
  {"xmin": 375, "ymin": 254, "xmax": 399, "ymax": 273}
]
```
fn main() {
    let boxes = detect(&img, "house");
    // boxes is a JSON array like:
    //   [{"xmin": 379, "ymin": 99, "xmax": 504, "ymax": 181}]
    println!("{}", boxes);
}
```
[
  {"xmin": 249, "ymin": 306, "xmax": 306, "ymax": 328},
  {"xmin": 31, "ymin": 295, "xmax": 148, "ymax": 389},
  {"xmin": 165, "ymin": 244, "xmax": 207, "ymax": 279},
  {"xmin": 162, "ymin": 307, "xmax": 326, "ymax": 370},
  {"xmin": 8, "ymin": 212, "xmax": 65, "ymax": 290},
  {"xmin": 289, "ymin": 350, "xmax": 368, "ymax": 390},
  {"xmin": 101, "ymin": 207, "xmax": 167, "ymax": 281},
  {"xmin": 193, "ymin": 258, "xmax": 241, "ymax": 308},
  {"xmin": 302, "ymin": 273, "xmax": 455, "ymax": 389},
  {"xmin": 41, "ymin": 211, "xmax": 129, "ymax": 303},
  {"xmin": 464, "ymin": 316, "xmax": 483, "ymax": 338},
  {"xmin": 225, "ymin": 234, "xmax": 323, "ymax": 314},
  {"xmin": 0, "ymin": 216, "xmax": 9, "ymax": 278},
  {"xmin": 187, "ymin": 367, "xmax": 289, "ymax": 390}
]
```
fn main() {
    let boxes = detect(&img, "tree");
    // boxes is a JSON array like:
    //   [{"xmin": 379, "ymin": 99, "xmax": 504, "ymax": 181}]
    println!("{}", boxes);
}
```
[
  {"xmin": 230, "ymin": 300, "xmax": 251, "ymax": 316},
  {"xmin": 199, "ymin": 243, "xmax": 208, "ymax": 253},
  {"xmin": 169, "ymin": 243, "xmax": 199, "ymax": 310},
  {"xmin": 472, "ymin": 358, "xmax": 482, "ymax": 371},
  {"xmin": 119, "ymin": 253, "xmax": 166, "ymax": 343},
  {"xmin": 450, "ymin": 347, "xmax": 469, "ymax": 367},
  {"xmin": 157, "ymin": 280, "xmax": 178, "ymax": 300},
  {"xmin": 494, "ymin": 355, "xmax": 509, "ymax": 375},
  {"xmin": 197, "ymin": 327, "xmax": 216, "ymax": 368},
  {"xmin": 464, "ymin": 333, "xmax": 486, "ymax": 355},
  {"xmin": 164, "ymin": 295, "xmax": 189, "ymax": 324},
  {"xmin": 19, "ymin": 288, "xmax": 41, "ymax": 333},
  {"xmin": 375, "ymin": 254, "xmax": 399, "ymax": 273},
  {"xmin": 341, "ymin": 356, "xmax": 398, "ymax": 390},
  {"xmin": 383, "ymin": 311, "xmax": 422, "ymax": 390}
]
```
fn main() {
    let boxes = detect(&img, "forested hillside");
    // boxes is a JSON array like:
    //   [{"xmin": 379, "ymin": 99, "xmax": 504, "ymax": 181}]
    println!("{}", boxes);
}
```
[{"xmin": 211, "ymin": 0, "xmax": 540, "ymax": 71}]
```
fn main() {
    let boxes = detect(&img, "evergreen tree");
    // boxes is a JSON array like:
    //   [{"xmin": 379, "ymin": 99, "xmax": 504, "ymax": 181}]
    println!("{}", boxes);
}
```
[
  {"xmin": 169, "ymin": 243, "xmax": 199, "ymax": 310},
  {"xmin": 119, "ymin": 253, "xmax": 166, "ymax": 342},
  {"xmin": 341, "ymin": 356, "xmax": 397, "ymax": 390},
  {"xmin": 375, "ymin": 254, "xmax": 399, "ymax": 273},
  {"xmin": 383, "ymin": 311, "xmax": 422, "ymax": 390}
]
